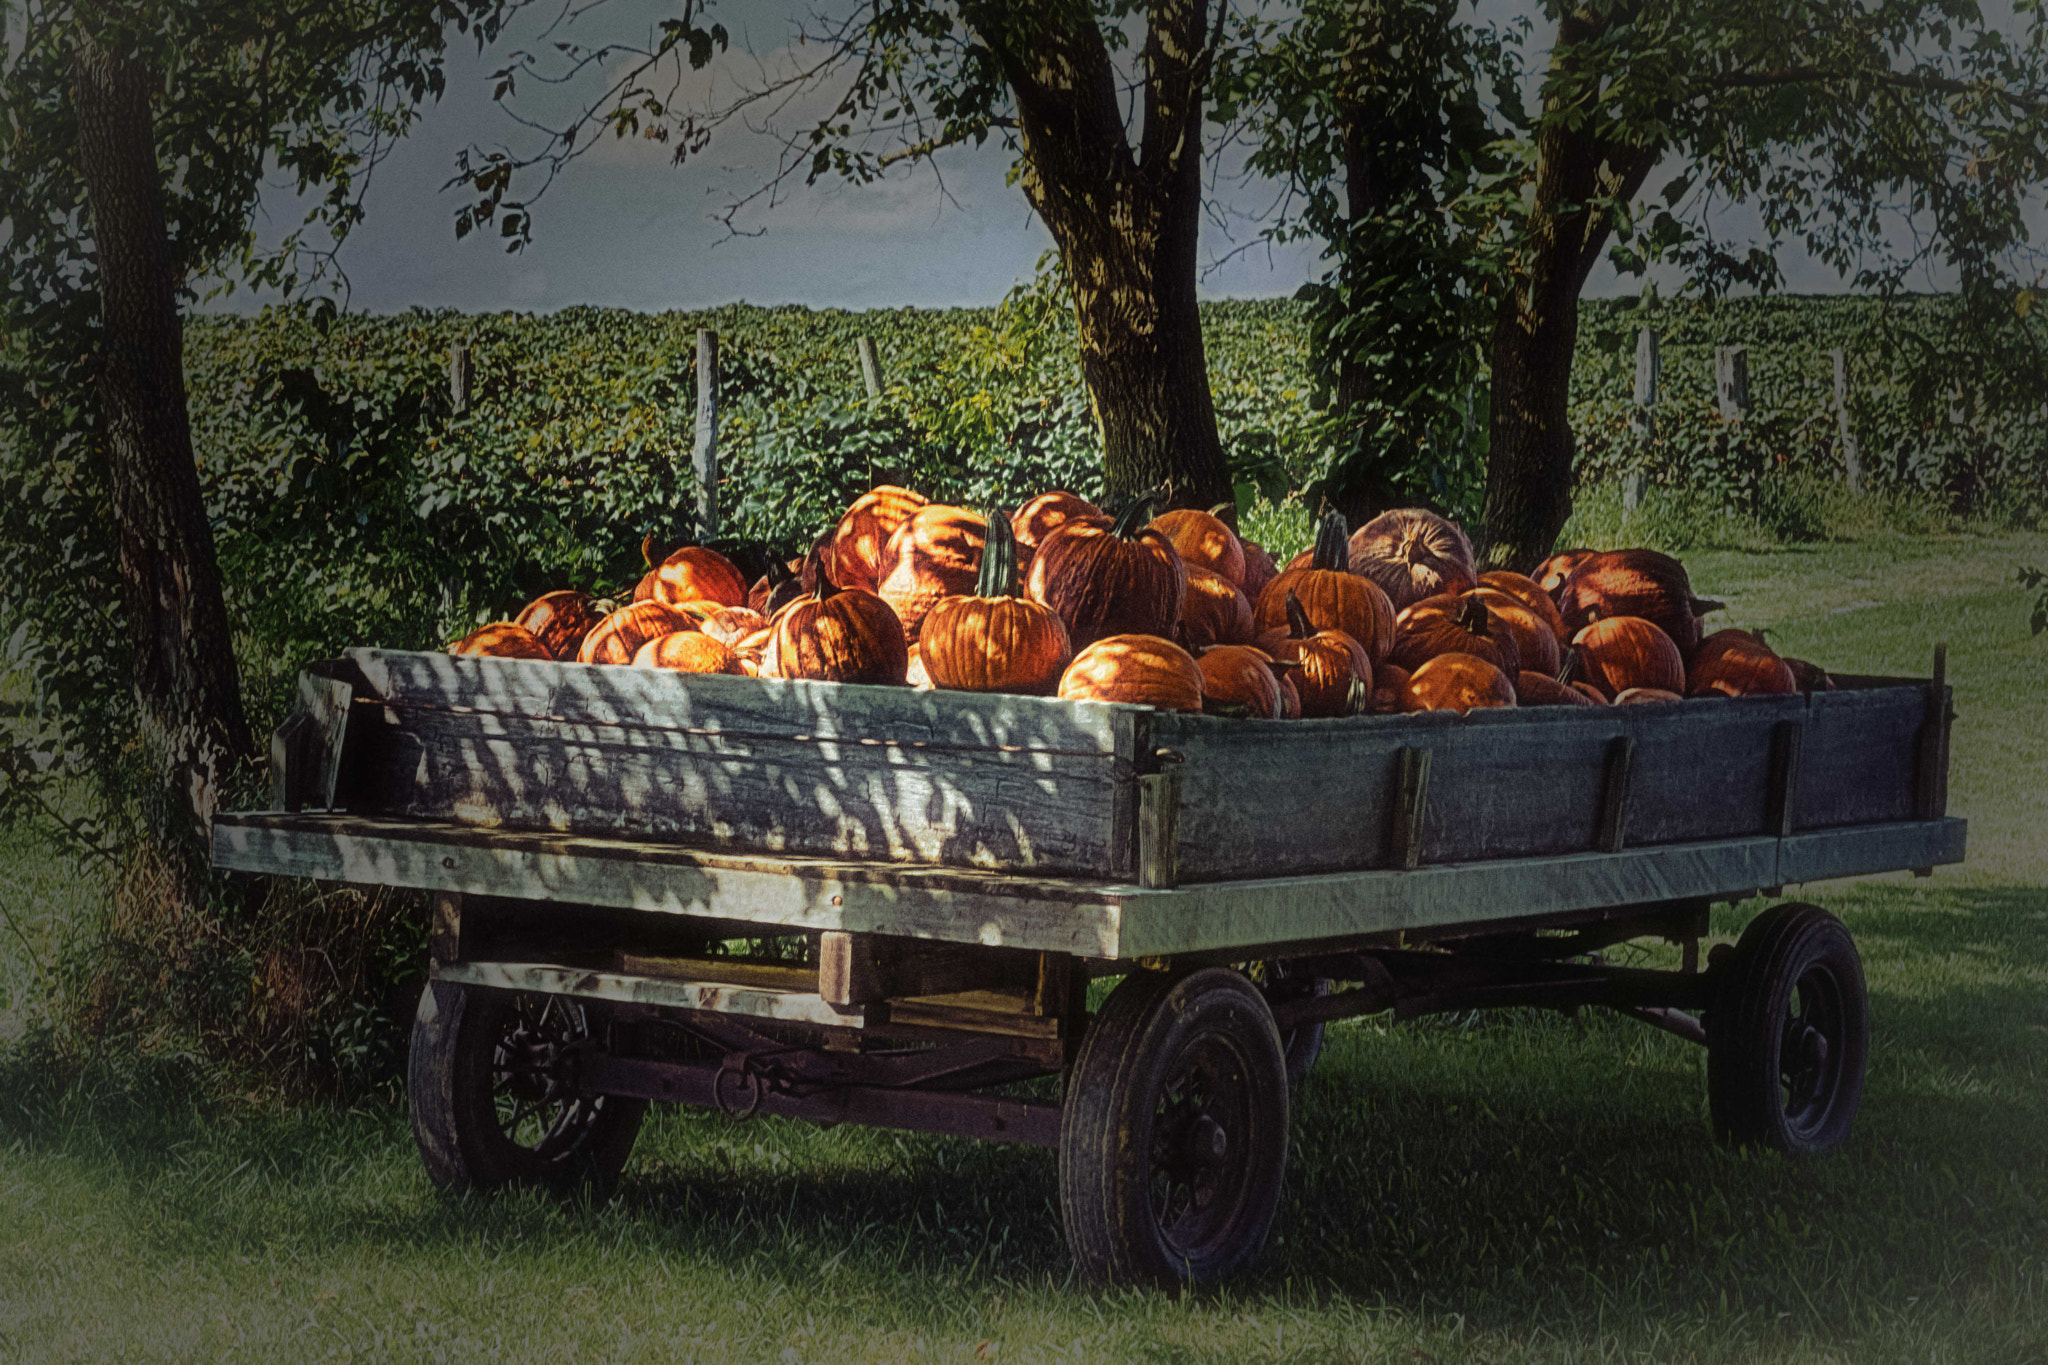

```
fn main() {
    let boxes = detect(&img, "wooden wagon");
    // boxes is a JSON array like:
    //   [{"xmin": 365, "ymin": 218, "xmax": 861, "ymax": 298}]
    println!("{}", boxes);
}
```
[{"xmin": 214, "ymin": 646, "xmax": 1963, "ymax": 1285}]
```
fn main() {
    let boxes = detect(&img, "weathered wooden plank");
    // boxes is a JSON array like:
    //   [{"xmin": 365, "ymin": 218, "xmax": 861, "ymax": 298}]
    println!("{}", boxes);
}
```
[
  {"xmin": 1387, "ymin": 746, "xmax": 1432, "ymax": 870},
  {"xmin": 1798, "ymin": 684, "xmax": 1922, "ymax": 829},
  {"xmin": 1767, "ymin": 720, "xmax": 1804, "ymax": 837},
  {"xmin": 212, "ymin": 814, "xmax": 1130, "ymax": 956},
  {"xmin": 1776, "ymin": 817, "xmax": 1967, "ymax": 887},
  {"xmin": 1596, "ymin": 737, "xmax": 1636, "ymax": 853},
  {"xmin": 347, "ymin": 649, "xmax": 1138, "ymax": 756},
  {"xmin": 434, "ymin": 958, "xmax": 861, "ymax": 1027},
  {"xmin": 271, "ymin": 665, "xmax": 354, "ymax": 812},
  {"xmin": 343, "ymin": 699, "xmax": 1124, "ymax": 874},
  {"xmin": 1136, "ymin": 763, "xmax": 1183, "ymax": 889},
  {"xmin": 613, "ymin": 953, "xmax": 817, "ymax": 993}
]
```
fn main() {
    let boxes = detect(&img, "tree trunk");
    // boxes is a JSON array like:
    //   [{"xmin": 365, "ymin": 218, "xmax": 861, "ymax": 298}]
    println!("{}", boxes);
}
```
[
  {"xmin": 1478, "ymin": 11, "xmax": 1660, "ymax": 572},
  {"xmin": 73, "ymin": 38, "xmax": 252, "ymax": 853},
  {"xmin": 968, "ymin": 1, "xmax": 1233, "ymax": 512}
]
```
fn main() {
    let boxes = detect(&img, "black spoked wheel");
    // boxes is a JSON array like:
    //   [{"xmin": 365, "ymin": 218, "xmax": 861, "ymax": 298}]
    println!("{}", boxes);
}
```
[
  {"xmin": 409, "ymin": 981, "xmax": 646, "ymax": 1198},
  {"xmin": 1244, "ymin": 960, "xmax": 1328, "ymax": 1087},
  {"xmin": 1059, "ymin": 967, "xmax": 1289, "ymax": 1286},
  {"xmin": 1707, "ymin": 903, "xmax": 1869, "ymax": 1154}
]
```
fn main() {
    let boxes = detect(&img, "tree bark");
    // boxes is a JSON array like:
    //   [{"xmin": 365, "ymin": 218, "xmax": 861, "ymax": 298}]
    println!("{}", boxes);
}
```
[
  {"xmin": 967, "ymin": 1, "xmax": 1233, "ymax": 512},
  {"xmin": 1478, "ymin": 10, "xmax": 1660, "ymax": 572},
  {"xmin": 73, "ymin": 37, "xmax": 252, "ymax": 851}
]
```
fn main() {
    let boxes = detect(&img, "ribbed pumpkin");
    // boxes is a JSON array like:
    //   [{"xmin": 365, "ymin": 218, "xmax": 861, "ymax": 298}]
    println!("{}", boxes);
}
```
[
  {"xmin": 1476, "ymin": 570, "xmax": 1568, "ymax": 641},
  {"xmin": 1056, "ymin": 633, "xmax": 1203, "ymax": 712},
  {"xmin": 1348, "ymin": 508, "xmax": 1478, "ymax": 611},
  {"xmin": 1533, "ymin": 548, "xmax": 1598, "ymax": 600},
  {"xmin": 577, "ymin": 601, "xmax": 698, "ymax": 665},
  {"xmin": 632, "ymin": 631, "xmax": 745, "ymax": 674},
  {"xmin": 1151, "ymin": 505, "xmax": 1245, "ymax": 586},
  {"xmin": 876, "ymin": 504, "xmax": 987, "ymax": 642},
  {"xmin": 1558, "ymin": 548, "xmax": 1722, "ymax": 659},
  {"xmin": 905, "ymin": 643, "xmax": 933, "ymax": 689},
  {"xmin": 1515, "ymin": 671, "xmax": 1598, "ymax": 707},
  {"xmin": 1011, "ymin": 490, "xmax": 1106, "ymax": 550},
  {"xmin": 1275, "ymin": 668, "xmax": 1303, "ymax": 720},
  {"xmin": 1196, "ymin": 644, "xmax": 1284, "ymax": 719},
  {"xmin": 1254, "ymin": 512, "xmax": 1396, "ymax": 661},
  {"xmin": 920, "ymin": 510, "xmax": 1073, "ymax": 695},
  {"xmin": 769, "ymin": 568, "xmax": 909, "ymax": 685},
  {"xmin": 732, "ymin": 626, "xmax": 774, "ymax": 676},
  {"xmin": 1616, "ymin": 687, "xmax": 1685, "ymax": 705},
  {"xmin": 1687, "ymin": 629, "xmax": 1796, "ymax": 698},
  {"xmin": 1027, "ymin": 489, "xmax": 1186, "ymax": 650},
  {"xmin": 1239, "ymin": 539, "xmax": 1280, "ymax": 603},
  {"xmin": 651, "ymin": 546, "xmax": 750, "ymax": 609},
  {"xmin": 1471, "ymin": 587, "xmax": 1561, "ymax": 677},
  {"xmin": 748, "ymin": 559, "xmax": 800, "ymax": 615},
  {"xmin": 452, "ymin": 622, "xmax": 553, "ymax": 660},
  {"xmin": 1261, "ymin": 592, "xmax": 1371, "ymax": 718},
  {"xmin": 514, "ymin": 590, "xmax": 605, "ymax": 661},
  {"xmin": 1389, "ymin": 593, "xmax": 1520, "ymax": 677},
  {"xmin": 631, "ymin": 570, "xmax": 659, "ymax": 603},
  {"xmin": 698, "ymin": 605, "xmax": 769, "ymax": 648},
  {"xmin": 1179, "ymin": 564, "xmax": 1256, "ymax": 651},
  {"xmin": 1370, "ymin": 662, "xmax": 1412, "ymax": 714},
  {"xmin": 1556, "ymin": 648, "xmax": 1612, "ymax": 705},
  {"xmin": 826, "ymin": 485, "xmax": 929, "ymax": 592},
  {"xmin": 1402, "ymin": 652, "xmax": 1516, "ymax": 714},
  {"xmin": 1572, "ymin": 616, "xmax": 1686, "ymax": 699},
  {"xmin": 1784, "ymin": 657, "xmax": 1836, "ymax": 692}
]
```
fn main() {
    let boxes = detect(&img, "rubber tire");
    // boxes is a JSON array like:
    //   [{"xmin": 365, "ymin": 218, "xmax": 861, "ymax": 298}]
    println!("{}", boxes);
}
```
[
  {"xmin": 1707, "ymin": 903, "xmax": 1868, "ymax": 1154},
  {"xmin": 1058, "ymin": 967, "xmax": 1290, "ymax": 1287},
  {"xmin": 408, "ymin": 981, "xmax": 647, "ymax": 1198}
]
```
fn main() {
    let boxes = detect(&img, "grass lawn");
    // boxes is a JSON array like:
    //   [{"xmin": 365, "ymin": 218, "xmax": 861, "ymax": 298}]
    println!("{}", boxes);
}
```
[{"xmin": 2, "ymin": 529, "xmax": 2044, "ymax": 1364}]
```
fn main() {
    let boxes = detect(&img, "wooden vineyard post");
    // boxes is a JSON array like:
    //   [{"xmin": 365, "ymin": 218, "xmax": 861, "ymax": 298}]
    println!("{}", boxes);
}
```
[
  {"xmin": 449, "ymin": 343, "xmax": 473, "ymax": 415},
  {"xmin": 1625, "ymin": 327, "xmax": 1658, "ymax": 511},
  {"xmin": 1715, "ymin": 345, "xmax": 1749, "ymax": 423},
  {"xmin": 1831, "ymin": 348, "xmax": 1862, "ymax": 493},
  {"xmin": 693, "ymin": 328, "xmax": 720, "ymax": 540},
  {"xmin": 856, "ymin": 335, "xmax": 883, "ymax": 399}
]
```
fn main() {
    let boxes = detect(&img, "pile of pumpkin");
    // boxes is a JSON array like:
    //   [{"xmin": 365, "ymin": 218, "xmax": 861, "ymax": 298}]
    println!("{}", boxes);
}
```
[{"xmin": 450, "ymin": 487, "xmax": 1832, "ymax": 716}]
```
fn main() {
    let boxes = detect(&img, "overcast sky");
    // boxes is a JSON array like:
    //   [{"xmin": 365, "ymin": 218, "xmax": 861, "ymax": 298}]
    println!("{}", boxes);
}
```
[{"xmin": 224, "ymin": 0, "xmax": 2021, "ymax": 317}]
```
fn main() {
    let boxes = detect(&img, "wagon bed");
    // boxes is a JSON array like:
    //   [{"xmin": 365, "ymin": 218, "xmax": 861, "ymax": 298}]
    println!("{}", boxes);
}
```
[{"xmin": 214, "ymin": 645, "xmax": 1963, "ymax": 1286}]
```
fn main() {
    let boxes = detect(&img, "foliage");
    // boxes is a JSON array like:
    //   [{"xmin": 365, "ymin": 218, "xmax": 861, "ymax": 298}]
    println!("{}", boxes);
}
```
[{"xmin": 2020, "ymin": 566, "xmax": 2048, "ymax": 637}]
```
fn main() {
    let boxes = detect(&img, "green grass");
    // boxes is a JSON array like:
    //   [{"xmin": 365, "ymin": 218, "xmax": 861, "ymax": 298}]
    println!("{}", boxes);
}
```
[{"xmin": 3, "ymin": 530, "xmax": 2045, "ymax": 1364}]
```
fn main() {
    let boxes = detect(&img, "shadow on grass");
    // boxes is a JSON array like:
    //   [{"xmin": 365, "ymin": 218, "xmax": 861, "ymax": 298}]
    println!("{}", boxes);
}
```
[{"xmin": 4, "ymin": 886, "xmax": 2044, "ymax": 1343}]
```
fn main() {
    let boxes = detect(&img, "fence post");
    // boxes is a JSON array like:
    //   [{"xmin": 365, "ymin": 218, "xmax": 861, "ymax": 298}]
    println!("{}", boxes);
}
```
[
  {"xmin": 1624, "ymin": 326, "xmax": 1658, "ymax": 511},
  {"xmin": 693, "ymin": 329, "xmax": 719, "ymax": 541},
  {"xmin": 1831, "ymin": 348, "xmax": 1862, "ymax": 493},
  {"xmin": 856, "ymin": 335, "xmax": 883, "ymax": 400},
  {"xmin": 449, "ymin": 344, "xmax": 473, "ymax": 415},
  {"xmin": 1714, "ymin": 345, "xmax": 1749, "ymax": 422}
]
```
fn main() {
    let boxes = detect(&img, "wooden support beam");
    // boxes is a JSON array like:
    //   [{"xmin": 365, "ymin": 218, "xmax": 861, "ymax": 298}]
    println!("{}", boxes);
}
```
[
  {"xmin": 1767, "ymin": 720, "xmax": 1805, "ymax": 838},
  {"xmin": 856, "ymin": 335, "xmax": 883, "ymax": 399},
  {"xmin": 449, "ymin": 344, "xmax": 473, "ymax": 415},
  {"xmin": 1596, "ymin": 736, "xmax": 1636, "ymax": 853},
  {"xmin": 1715, "ymin": 345, "xmax": 1749, "ymax": 422},
  {"xmin": 431, "ymin": 892, "xmax": 462, "ymax": 965},
  {"xmin": 1137, "ymin": 760, "xmax": 1183, "ymax": 889},
  {"xmin": 1387, "ymin": 747, "xmax": 1432, "ymax": 870},
  {"xmin": 1914, "ymin": 642, "xmax": 1951, "ymax": 821}
]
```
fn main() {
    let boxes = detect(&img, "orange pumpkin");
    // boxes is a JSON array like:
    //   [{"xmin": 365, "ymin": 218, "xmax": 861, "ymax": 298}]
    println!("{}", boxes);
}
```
[
  {"xmin": 1151, "ymin": 505, "xmax": 1245, "ymax": 586},
  {"xmin": 651, "ymin": 546, "xmax": 750, "ymax": 609},
  {"xmin": 827, "ymin": 485, "xmax": 929, "ymax": 592},
  {"xmin": 919, "ymin": 510, "xmax": 1073, "ymax": 695},
  {"xmin": 1470, "ymin": 587, "xmax": 1561, "ymax": 677},
  {"xmin": 1261, "ymin": 591, "xmax": 1371, "ymax": 718},
  {"xmin": 1687, "ymin": 629, "xmax": 1796, "ymax": 698},
  {"xmin": 1558, "ymin": 548, "xmax": 1721, "ymax": 659},
  {"xmin": 1390, "ymin": 593, "xmax": 1521, "ymax": 677},
  {"xmin": 1348, "ymin": 508, "xmax": 1477, "ymax": 611},
  {"xmin": 1196, "ymin": 644, "xmax": 1285, "ymax": 719},
  {"xmin": 1616, "ymin": 686, "xmax": 1685, "ymax": 705},
  {"xmin": 769, "ymin": 568, "xmax": 909, "ymax": 685},
  {"xmin": 1784, "ymin": 657, "xmax": 1835, "ymax": 692},
  {"xmin": 1254, "ymin": 512, "xmax": 1396, "ymax": 661},
  {"xmin": 698, "ymin": 605, "xmax": 769, "ymax": 648},
  {"xmin": 577, "ymin": 601, "xmax": 698, "ymax": 666},
  {"xmin": 451, "ymin": 622, "xmax": 553, "ymax": 660},
  {"xmin": 632, "ymin": 631, "xmax": 745, "ymax": 675},
  {"xmin": 1239, "ymin": 539, "xmax": 1280, "ymax": 603},
  {"xmin": 1533, "ymin": 548, "xmax": 1598, "ymax": 601},
  {"xmin": 1476, "ymin": 570, "xmax": 1568, "ymax": 642},
  {"xmin": 1056, "ymin": 633, "xmax": 1203, "ymax": 712},
  {"xmin": 732, "ymin": 626, "xmax": 774, "ymax": 677},
  {"xmin": 1572, "ymin": 616, "xmax": 1686, "ymax": 699},
  {"xmin": 1514, "ymin": 671, "xmax": 1598, "ymax": 707},
  {"xmin": 1178, "ymin": 564, "xmax": 1256, "ymax": 651},
  {"xmin": 1027, "ymin": 489, "xmax": 1186, "ymax": 650},
  {"xmin": 1011, "ymin": 491, "xmax": 1106, "ymax": 549},
  {"xmin": 1275, "ymin": 668, "xmax": 1303, "ymax": 720},
  {"xmin": 905, "ymin": 643, "xmax": 933, "ymax": 690},
  {"xmin": 1370, "ymin": 662, "xmax": 1412, "ymax": 714},
  {"xmin": 514, "ymin": 590, "xmax": 605, "ymax": 661},
  {"xmin": 747, "ymin": 559, "xmax": 802, "ymax": 615},
  {"xmin": 1402, "ymin": 652, "xmax": 1516, "ymax": 714},
  {"xmin": 876, "ymin": 504, "xmax": 987, "ymax": 642},
  {"xmin": 631, "ymin": 570, "xmax": 659, "ymax": 603}
]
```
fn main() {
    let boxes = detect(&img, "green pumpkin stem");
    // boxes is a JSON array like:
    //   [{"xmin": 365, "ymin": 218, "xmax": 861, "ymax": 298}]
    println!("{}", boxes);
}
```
[
  {"xmin": 1310, "ymin": 511, "xmax": 1348, "ymax": 572},
  {"xmin": 1110, "ymin": 485, "xmax": 1169, "ymax": 538},
  {"xmin": 1284, "ymin": 590, "xmax": 1314, "ymax": 641},
  {"xmin": 975, "ymin": 508, "xmax": 1020, "ymax": 598}
]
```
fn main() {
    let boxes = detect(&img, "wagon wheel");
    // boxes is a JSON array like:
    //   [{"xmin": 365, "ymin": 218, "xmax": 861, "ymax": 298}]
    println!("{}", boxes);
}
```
[
  {"xmin": 1243, "ymin": 959, "xmax": 1329, "ymax": 1087},
  {"xmin": 409, "ymin": 981, "xmax": 647, "ymax": 1198},
  {"xmin": 1059, "ymin": 967, "xmax": 1290, "ymax": 1286},
  {"xmin": 1707, "ymin": 903, "xmax": 1868, "ymax": 1154}
]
